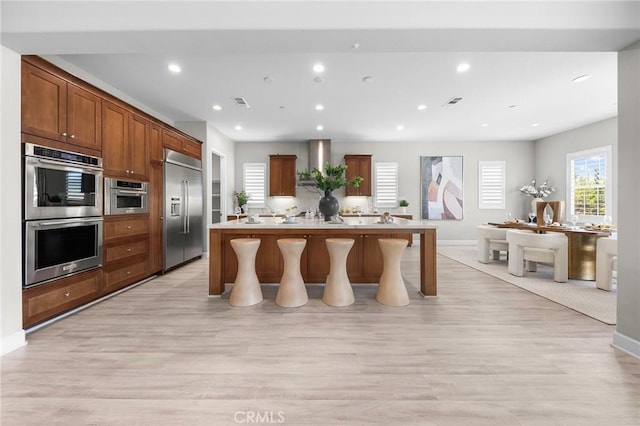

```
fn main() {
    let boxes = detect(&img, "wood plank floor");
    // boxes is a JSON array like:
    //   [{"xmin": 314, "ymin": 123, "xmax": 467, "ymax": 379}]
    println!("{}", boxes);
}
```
[{"xmin": 2, "ymin": 246, "xmax": 639, "ymax": 425}]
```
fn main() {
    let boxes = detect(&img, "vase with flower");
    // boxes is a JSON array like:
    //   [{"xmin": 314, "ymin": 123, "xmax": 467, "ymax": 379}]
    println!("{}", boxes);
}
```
[
  {"xmin": 233, "ymin": 190, "xmax": 249, "ymax": 213},
  {"xmin": 311, "ymin": 163, "xmax": 364, "ymax": 221},
  {"xmin": 518, "ymin": 179, "xmax": 556, "ymax": 221}
]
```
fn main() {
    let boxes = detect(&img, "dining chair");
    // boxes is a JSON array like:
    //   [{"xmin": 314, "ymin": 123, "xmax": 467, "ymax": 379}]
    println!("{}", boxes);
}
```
[{"xmin": 506, "ymin": 229, "xmax": 568, "ymax": 282}]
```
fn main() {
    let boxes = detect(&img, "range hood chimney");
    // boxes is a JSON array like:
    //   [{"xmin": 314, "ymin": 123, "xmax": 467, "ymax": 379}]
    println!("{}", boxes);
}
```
[{"xmin": 309, "ymin": 139, "xmax": 331, "ymax": 173}]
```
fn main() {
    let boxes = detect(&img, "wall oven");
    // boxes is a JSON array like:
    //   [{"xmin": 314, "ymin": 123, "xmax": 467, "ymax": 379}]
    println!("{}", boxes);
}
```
[
  {"xmin": 23, "ymin": 143, "xmax": 103, "ymax": 220},
  {"xmin": 104, "ymin": 177, "xmax": 149, "ymax": 215},
  {"xmin": 24, "ymin": 217, "xmax": 103, "ymax": 287}
]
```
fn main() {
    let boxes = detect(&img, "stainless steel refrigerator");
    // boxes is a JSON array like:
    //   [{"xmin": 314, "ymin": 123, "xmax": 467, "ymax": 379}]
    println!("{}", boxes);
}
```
[{"xmin": 164, "ymin": 149, "xmax": 203, "ymax": 271}]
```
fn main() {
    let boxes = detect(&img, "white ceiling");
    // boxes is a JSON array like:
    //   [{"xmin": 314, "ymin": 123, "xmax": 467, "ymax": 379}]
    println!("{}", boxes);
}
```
[{"xmin": 2, "ymin": 1, "xmax": 638, "ymax": 144}]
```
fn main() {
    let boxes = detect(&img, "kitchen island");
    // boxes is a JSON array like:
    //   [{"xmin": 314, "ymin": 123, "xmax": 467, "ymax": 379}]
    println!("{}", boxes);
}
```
[{"xmin": 209, "ymin": 217, "xmax": 438, "ymax": 297}]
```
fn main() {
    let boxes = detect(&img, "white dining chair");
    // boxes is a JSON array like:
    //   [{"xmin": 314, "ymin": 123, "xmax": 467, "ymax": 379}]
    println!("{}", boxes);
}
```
[
  {"xmin": 476, "ymin": 225, "xmax": 509, "ymax": 263},
  {"xmin": 507, "ymin": 229, "xmax": 568, "ymax": 283},
  {"xmin": 596, "ymin": 237, "xmax": 617, "ymax": 291}
]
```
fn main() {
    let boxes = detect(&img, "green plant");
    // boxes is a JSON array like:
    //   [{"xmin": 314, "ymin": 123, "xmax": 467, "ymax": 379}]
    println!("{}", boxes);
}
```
[
  {"xmin": 399, "ymin": 199, "xmax": 409, "ymax": 207},
  {"xmin": 234, "ymin": 190, "xmax": 249, "ymax": 206},
  {"xmin": 311, "ymin": 163, "xmax": 364, "ymax": 192},
  {"xmin": 297, "ymin": 169, "xmax": 311, "ymax": 180}
]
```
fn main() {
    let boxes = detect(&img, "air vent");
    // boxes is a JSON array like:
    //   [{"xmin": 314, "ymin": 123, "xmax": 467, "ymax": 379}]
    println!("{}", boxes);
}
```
[
  {"xmin": 232, "ymin": 97, "xmax": 250, "ymax": 108},
  {"xmin": 443, "ymin": 97, "xmax": 463, "ymax": 106}
]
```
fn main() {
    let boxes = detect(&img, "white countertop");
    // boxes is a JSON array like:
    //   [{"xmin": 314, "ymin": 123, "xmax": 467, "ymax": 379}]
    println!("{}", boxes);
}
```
[{"xmin": 210, "ymin": 216, "xmax": 436, "ymax": 230}]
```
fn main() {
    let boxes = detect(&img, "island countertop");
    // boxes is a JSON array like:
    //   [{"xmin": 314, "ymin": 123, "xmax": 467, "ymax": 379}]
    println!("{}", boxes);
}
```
[{"xmin": 209, "ymin": 217, "xmax": 438, "ymax": 297}]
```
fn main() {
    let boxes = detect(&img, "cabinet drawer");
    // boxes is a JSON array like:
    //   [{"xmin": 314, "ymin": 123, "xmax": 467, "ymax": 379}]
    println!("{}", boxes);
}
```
[
  {"xmin": 104, "ymin": 216, "xmax": 149, "ymax": 239},
  {"xmin": 103, "ymin": 259, "xmax": 148, "ymax": 293},
  {"xmin": 105, "ymin": 239, "xmax": 148, "ymax": 264},
  {"xmin": 23, "ymin": 268, "xmax": 102, "ymax": 328}
]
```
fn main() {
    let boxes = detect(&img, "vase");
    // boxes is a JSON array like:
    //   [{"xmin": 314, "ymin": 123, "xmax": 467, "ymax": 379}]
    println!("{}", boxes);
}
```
[
  {"xmin": 319, "ymin": 191, "xmax": 339, "ymax": 221},
  {"xmin": 399, "ymin": 206, "xmax": 407, "ymax": 214},
  {"xmin": 531, "ymin": 197, "xmax": 543, "ymax": 216}
]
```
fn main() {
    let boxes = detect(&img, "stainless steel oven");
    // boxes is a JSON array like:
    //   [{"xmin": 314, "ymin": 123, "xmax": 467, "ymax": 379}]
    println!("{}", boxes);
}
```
[
  {"xmin": 23, "ymin": 143, "xmax": 103, "ymax": 220},
  {"xmin": 104, "ymin": 177, "xmax": 149, "ymax": 215},
  {"xmin": 24, "ymin": 217, "xmax": 103, "ymax": 287}
]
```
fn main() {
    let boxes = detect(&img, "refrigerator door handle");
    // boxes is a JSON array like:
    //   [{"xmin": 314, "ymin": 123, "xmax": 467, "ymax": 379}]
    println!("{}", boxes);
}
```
[
  {"xmin": 181, "ymin": 180, "xmax": 187, "ymax": 233},
  {"xmin": 185, "ymin": 180, "xmax": 190, "ymax": 233}
]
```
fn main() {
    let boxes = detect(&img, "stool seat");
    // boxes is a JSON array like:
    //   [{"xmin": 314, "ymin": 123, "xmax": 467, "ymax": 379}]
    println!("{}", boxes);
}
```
[
  {"xmin": 229, "ymin": 238, "xmax": 263, "ymax": 307},
  {"xmin": 276, "ymin": 238, "xmax": 308, "ymax": 307},
  {"xmin": 323, "ymin": 238, "xmax": 355, "ymax": 307},
  {"xmin": 376, "ymin": 238, "xmax": 410, "ymax": 306}
]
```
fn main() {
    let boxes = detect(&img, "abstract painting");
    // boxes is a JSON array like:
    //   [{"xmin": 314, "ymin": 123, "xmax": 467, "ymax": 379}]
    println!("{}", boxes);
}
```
[{"xmin": 421, "ymin": 156, "xmax": 463, "ymax": 220}]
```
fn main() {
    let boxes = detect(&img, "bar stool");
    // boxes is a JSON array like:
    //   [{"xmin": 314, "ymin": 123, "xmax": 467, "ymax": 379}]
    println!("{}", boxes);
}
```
[
  {"xmin": 323, "ymin": 238, "xmax": 355, "ymax": 307},
  {"xmin": 376, "ymin": 238, "xmax": 410, "ymax": 306},
  {"xmin": 229, "ymin": 238, "xmax": 263, "ymax": 306},
  {"xmin": 276, "ymin": 238, "xmax": 308, "ymax": 307}
]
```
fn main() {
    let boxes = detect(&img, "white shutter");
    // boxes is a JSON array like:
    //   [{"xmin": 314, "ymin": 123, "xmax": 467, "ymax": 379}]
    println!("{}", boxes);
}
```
[
  {"xmin": 478, "ymin": 161, "xmax": 505, "ymax": 209},
  {"xmin": 375, "ymin": 162, "xmax": 398, "ymax": 208},
  {"xmin": 243, "ymin": 163, "xmax": 266, "ymax": 208}
]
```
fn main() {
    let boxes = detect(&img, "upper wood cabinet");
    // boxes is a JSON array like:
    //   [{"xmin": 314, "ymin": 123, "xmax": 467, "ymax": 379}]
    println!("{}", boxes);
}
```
[
  {"xmin": 344, "ymin": 154, "xmax": 372, "ymax": 196},
  {"xmin": 269, "ymin": 154, "xmax": 297, "ymax": 196},
  {"xmin": 102, "ymin": 101, "xmax": 149, "ymax": 180},
  {"xmin": 22, "ymin": 61, "xmax": 102, "ymax": 152},
  {"xmin": 162, "ymin": 128, "xmax": 202, "ymax": 160},
  {"xmin": 149, "ymin": 121, "xmax": 163, "ymax": 163}
]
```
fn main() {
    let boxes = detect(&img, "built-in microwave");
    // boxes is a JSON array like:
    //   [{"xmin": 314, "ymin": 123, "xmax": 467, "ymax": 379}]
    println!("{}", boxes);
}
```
[
  {"xmin": 104, "ymin": 177, "xmax": 149, "ymax": 215},
  {"xmin": 24, "ymin": 217, "xmax": 103, "ymax": 287},
  {"xmin": 23, "ymin": 143, "xmax": 103, "ymax": 220}
]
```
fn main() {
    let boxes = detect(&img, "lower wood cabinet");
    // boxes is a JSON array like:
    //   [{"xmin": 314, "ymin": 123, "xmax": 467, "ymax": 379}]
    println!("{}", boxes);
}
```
[
  {"xmin": 23, "ymin": 268, "xmax": 102, "ymax": 328},
  {"xmin": 103, "ymin": 215, "xmax": 150, "ymax": 295},
  {"xmin": 103, "ymin": 257, "xmax": 148, "ymax": 294}
]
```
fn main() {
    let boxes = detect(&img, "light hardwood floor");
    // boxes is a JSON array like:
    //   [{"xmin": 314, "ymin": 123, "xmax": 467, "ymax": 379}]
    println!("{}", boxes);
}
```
[{"xmin": 2, "ymin": 247, "xmax": 639, "ymax": 425}]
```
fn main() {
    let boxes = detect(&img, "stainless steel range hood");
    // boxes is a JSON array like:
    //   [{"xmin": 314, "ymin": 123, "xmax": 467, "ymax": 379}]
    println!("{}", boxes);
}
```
[{"xmin": 309, "ymin": 139, "xmax": 331, "ymax": 173}]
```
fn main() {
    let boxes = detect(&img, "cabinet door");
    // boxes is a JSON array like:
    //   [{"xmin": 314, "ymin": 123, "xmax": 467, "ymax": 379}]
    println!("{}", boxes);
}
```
[
  {"xmin": 104, "ymin": 216, "xmax": 150, "ymax": 241},
  {"xmin": 103, "ymin": 258, "xmax": 148, "ymax": 294},
  {"xmin": 149, "ymin": 122, "xmax": 163, "ymax": 163},
  {"xmin": 363, "ymin": 234, "xmax": 388, "ymax": 282},
  {"xmin": 21, "ymin": 62, "xmax": 67, "ymax": 142},
  {"xmin": 162, "ymin": 128, "xmax": 183, "ymax": 152},
  {"xmin": 149, "ymin": 163, "xmax": 164, "ymax": 274},
  {"xmin": 102, "ymin": 101, "xmax": 129, "ymax": 177},
  {"xmin": 66, "ymin": 83, "xmax": 102, "ymax": 151},
  {"xmin": 129, "ymin": 113, "xmax": 150, "ymax": 180},
  {"xmin": 345, "ymin": 155, "xmax": 372, "ymax": 196},
  {"xmin": 269, "ymin": 155, "xmax": 297, "ymax": 196},
  {"xmin": 182, "ymin": 138, "xmax": 202, "ymax": 160}
]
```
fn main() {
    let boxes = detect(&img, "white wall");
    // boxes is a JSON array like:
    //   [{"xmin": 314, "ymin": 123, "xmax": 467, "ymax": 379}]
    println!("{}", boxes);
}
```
[
  {"xmin": 0, "ymin": 46, "xmax": 26, "ymax": 355},
  {"xmin": 534, "ymin": 117, "xmax": 618, "ymax": 222},
  {"xmin": 235, "ymin": 139, "xmax": 535, "ymax": 240},
  {"xmin": 615, "ymin": 41, "xmax": 640, "ymax": 357}
]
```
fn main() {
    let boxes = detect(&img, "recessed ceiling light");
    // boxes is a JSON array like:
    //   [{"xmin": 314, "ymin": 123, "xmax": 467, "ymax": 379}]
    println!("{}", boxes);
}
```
[
  {"xmin": 397, "ymin": 125, "xmax": 405, "ymax": 131},
  {"xmin": 167, "ymin": 63, "xmax": 182, "ymax": 73},
  {"xmin": 481, "ymin": 123, "xmax": 489, "ymax": 127},
  {"xmin": 572, "ymin": 74, "xmax": 592, "ymax": 83},
  {"xmin": 313, "ymin": 76, "xmax": 324, "ymax": 83},
  {"xmin": 211, "ymin": 104, "xmax": 222, "ymax": 111},
  {"xmin": 315, "ymin": 104, "xmax": 324, "ymax": 111},
  {"xmin": 313, "ymin": 63, "xmax": 325, "ymax": 73},
  {"xmin": 362, "ymin": 76, "xmax": 374, "ymax": 83},
  {"xmin": 351, "ymin": 42, "xmax": 360, "ymax": 49},
  {"xmin": 316, "ymin": 125, "xmax": 324, "ymax": 131},
  {"xmin": 417, "ymin": 104, "xmax": 427, "ymax": 111},
  {"xmin": 456, "ymin": 63, "xmax": 470, "ymax": 73},
  {"xmin": 531, "ymin": 123, "xmax": 540, "ymax": 127},
  {"xmin": 509, "ymin": 105, "xmax": 517, "ymax": 109},
  {"xmin": 235, "ymin": 125, "xmax": 242, "ymax": 131},
  {"xmin": 263, "ymin": 76, "xmax": 273, "ymax": 84}
]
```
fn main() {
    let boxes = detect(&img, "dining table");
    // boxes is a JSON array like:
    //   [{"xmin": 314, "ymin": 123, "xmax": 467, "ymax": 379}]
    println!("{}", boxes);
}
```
[{"xmin": 487, "ymin": 221, "xmax": 612, "ymax": 280}]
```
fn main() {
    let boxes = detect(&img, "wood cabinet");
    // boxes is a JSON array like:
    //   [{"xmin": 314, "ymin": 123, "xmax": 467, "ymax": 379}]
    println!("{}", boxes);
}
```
[
  {"xmin": 149, "ymin": 121, "xmax": 163, "ymax": 163},
  {"xmin": 102, "ymin": 101, "xmax": 149, "ymax": 180},
  {"xmin": 344, "ymin": 155, "xmax": 372, "ymax": 196},
  {"xmin": 23, "ymin": 268, "xmax": 102, "ymax": 328},
  {"xmin": 149, "ymin": 162, "xmax": 164, "ymax": 274},
  {"xmin": 22, "ymin": 60, "xmax": 102, "ymax": 152},
  {"xmin": 162, "ymin": 128, "xmax": 202, "ymax": 160},
  {"xmin": 269, "ymin": 154, "xmax": 297, "ymax": 196},
  {"xmin": 103, "ymin": 216, "xmax": 150, "ymax": 294}
]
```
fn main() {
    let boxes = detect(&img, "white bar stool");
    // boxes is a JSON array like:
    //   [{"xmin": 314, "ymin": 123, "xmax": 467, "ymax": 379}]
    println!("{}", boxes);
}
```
[
  {"xmin": 323, "ymin": 238, "xmax": 355, "ymax": 307},
  {"xmin": 376, "ymin": 238, "xmax": 410, "ymax": 306},
  {"xmin": 276, "ymin": 238, "xmax": 308, "ymax": 307},
  {"xmin": 229, "ymin": 238, "xmax": 263, "ymax": 306}
]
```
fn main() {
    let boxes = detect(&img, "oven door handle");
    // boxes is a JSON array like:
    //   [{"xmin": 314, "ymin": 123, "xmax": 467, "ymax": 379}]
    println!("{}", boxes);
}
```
[
  {"xmin": 115, "ymin": 190, "xmax": 147, "ymax": 196},
  {"xmin": 36, "ymin": 218, "xmax": 103, "ymax": 227},
  {"xmin": 34, "ymin": 158, "xmax": 103, "ymax": 173}
]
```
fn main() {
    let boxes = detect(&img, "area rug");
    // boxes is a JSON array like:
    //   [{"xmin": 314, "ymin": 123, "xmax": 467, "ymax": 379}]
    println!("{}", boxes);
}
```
[{"xmin": 438, "ymin": 245, "xmax": 617, "ymax": 325}]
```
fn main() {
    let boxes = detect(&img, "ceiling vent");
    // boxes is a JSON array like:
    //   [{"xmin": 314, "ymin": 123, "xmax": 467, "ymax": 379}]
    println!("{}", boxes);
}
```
[
  {"xmin": 232, "ymin": 97, "xmax": 250, "ymax": 108},
  {"xmin": 443, "ymin": 97, "xmax": 463, "ymax": 106}
]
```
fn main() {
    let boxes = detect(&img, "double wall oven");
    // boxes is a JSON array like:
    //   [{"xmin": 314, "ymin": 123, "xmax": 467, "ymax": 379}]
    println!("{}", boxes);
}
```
[{"xmin": 23, "ymin": 143, "xmax": 104, "ymax": 287}]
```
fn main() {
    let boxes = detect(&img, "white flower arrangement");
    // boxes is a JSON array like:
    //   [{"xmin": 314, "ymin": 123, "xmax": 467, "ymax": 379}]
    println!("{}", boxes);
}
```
[{"xmin": 518, "ymin": 179, "xmax": 556, "ymax": 198}]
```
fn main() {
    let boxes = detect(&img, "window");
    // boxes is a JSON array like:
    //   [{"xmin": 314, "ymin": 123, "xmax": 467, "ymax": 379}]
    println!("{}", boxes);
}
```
[
  {"xmin": 375, "ymin": 162, "xmax": 398, "ymax": 208},
  {"xmin": 566, "ymin": 146, "xmax": 612, "ymax": 221},
  {"xmin": 242, "ymin": 163, "xmax": 266, "ymax": 208},
  {"xmin": 478, "ymin": 161, "xmax": 505, "ymax": 209}
]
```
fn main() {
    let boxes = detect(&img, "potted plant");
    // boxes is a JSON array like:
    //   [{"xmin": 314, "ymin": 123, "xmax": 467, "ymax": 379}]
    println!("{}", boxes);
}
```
[
  {"xmin": 399, "ymin": 199, "xmax": 409, "ymax": 213},
  {"xmin": 311, "ymin": 163, "xmax": 363, "ymax": 221},
  {"xmin": 233, "ymin": 190, "xmax": 249, "ymax": 213}
]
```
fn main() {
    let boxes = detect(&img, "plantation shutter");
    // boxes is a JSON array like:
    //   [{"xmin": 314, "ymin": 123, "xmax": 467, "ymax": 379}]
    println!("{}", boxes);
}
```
[
  {"xmin": 243, "ymin": 163, "xmax": 266, "ymax": 208},
  {"xmin": 375, "ymin": 162, "xmax": 398, "ymax": 208},
  {"xmin": 478, "ymin": 161, "xmax": 505, "ymax": 209}
]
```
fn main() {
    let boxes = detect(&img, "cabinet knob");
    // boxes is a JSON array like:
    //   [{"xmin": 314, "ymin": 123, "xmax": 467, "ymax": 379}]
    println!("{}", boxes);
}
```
[
  {"xmin": 64, "ymin": 292, "xmax": 70, "ymax": 297},
  {"xmin": 70, "ymin": 134, "xmax": 75, "ymax": 139},
  {"xmin": 61, "ymin": 132, "xmax": 67, "ymax": 137},
  {"xmin": 126, "ymin": 270, "xmax": 131, "ymax": 275},
  {"xmin": 127, "ymin": 225, "xmax": 132, "ymax": 230},
  {"xmin": 126, "ymin": 248, "xmax": 132, "ymax": 252}
]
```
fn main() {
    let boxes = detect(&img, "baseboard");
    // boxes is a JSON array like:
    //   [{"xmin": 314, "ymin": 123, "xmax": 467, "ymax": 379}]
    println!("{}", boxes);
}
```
[
  {"xmin": 612, "ymin": 331, "xmax": 640, "ymax": 358},
  {"xmin": 1, "ymin": 329, "xmax": 27, "ymax": 356}
]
